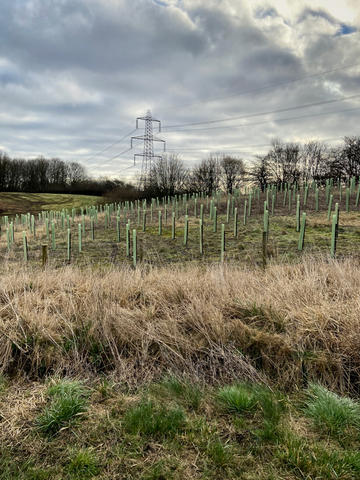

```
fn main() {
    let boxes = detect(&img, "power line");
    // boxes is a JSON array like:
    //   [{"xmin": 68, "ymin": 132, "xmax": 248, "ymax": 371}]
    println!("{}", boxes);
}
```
[
  {"xmin": 107, "ymin": 147, "xmax": 133, "ymax": 162},
  {"xmin": 166, "ymin": 135, "xmax": 348, "ymax": 153},
  {"xmin": 85, "ymin": 128, "xmax": 136, "ymax": 161},
  {"xmin": 157, "ymin": 61, "xmax": 360, "ymax": 113},
  {"xmin": 162, "ymin": 93, "xmax": 360, "ymax": 130},
  {"xmin": 162, "ymin": 105, "xmax": 360, "ymax": 134}
]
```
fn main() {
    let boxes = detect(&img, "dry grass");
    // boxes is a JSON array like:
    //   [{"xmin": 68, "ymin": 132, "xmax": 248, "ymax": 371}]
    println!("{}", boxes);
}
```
[{"xmin": 1, "ymin": 257, "xmax": 360, "ymax": 393}]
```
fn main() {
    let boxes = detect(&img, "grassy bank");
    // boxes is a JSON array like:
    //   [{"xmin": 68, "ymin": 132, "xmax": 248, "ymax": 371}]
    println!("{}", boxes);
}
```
[
  {"xmin": 2, "ymin": 258, "xmax": 360, "ymax": 478},
  {"xmin": 1, "ymin": 258, "xmax": 360, "ymax": 391},
  {"xmin": 2, "ymin": 376, "xmax": 360, "ymax": 479},
  {"xmin": 0, "ymin": 192, "xmax": 103, "ymax": 216}
]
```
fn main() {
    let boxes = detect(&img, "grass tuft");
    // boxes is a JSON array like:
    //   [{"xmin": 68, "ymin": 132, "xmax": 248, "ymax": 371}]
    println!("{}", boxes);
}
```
[
  {"xmin": 304, "ymin": 383, "xmax": 360, "ymax": 439},
  {"xmin": 217, "ymin": 383, "xmax": 257, "ymax": 414},
  {"xmin": 35, "ymin": 380, "xmax": 89, "ymax": 436},
  {"xmin": 66, "ymin": 448, "xmax": 100, "ymax": 479},
  {"xmin": 159, "ymin": 376, "xmax": 203, "ymax": 410},
  {"xmin": 123, "ymin": 399, "xmax": 186, "ymax": 438}
]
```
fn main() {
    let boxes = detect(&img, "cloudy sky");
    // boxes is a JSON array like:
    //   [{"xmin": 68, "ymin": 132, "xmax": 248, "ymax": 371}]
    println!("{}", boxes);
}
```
[{"xmin": 0, "ymin": 0, "xmax": 360, "ymax": 180}]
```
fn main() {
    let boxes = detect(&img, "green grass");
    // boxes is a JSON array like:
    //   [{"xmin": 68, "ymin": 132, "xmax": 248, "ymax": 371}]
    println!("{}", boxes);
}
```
[
  {"xmin": 35, "ymin": 380, "xmax": 89, "ymax": 436},
  {"xmin": 123, "ymin": 398, "xmax": 186, "ymax": 438},
  {"xmin": 304, "ymin": 383, "xmax": 360, "ymax": 440},
  {"xmin": 3, "ymin": 378, "xmax": 360, "ymax": 479},
  {"xmin": 0, "ymin": 192, "xmax": 103, "ymax": 216},
  {"xmin": 217, "ymin": 384, "xmax": 258, "ymax": 414}
]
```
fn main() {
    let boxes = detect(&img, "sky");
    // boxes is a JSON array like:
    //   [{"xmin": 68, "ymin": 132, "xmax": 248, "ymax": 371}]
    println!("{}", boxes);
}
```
[{"xmin": 0, "ymin": 0, "xmax": 360, "ymax": 181}]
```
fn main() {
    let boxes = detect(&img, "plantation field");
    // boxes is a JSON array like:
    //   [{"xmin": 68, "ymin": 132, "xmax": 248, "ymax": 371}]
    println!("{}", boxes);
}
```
[
  {"xmin": 1, "ymin": 185, "xmax": 360, "ymax": 479},
  {"xmin": 1, "ymin": 185, "xmax": 359, "ymax": 268},
  {"xmin": 0, "ymin": 192, "xmax": 104, "ymax": 216},
  {"xmin": 1, "ymin": 259, "xmax": 360, "ymax": 479}
]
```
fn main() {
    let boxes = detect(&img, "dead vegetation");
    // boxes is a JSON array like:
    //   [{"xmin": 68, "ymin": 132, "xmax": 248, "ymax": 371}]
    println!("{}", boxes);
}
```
[{"xmin": 1, "ymin": 256, "xmax": 360, "ymax": 393}]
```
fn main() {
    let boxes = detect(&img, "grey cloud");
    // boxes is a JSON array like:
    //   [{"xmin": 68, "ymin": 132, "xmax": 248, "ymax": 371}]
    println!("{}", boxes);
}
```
[{"xmin": 0, "ymin": 0, "xmax": 359, "ymax": 179}]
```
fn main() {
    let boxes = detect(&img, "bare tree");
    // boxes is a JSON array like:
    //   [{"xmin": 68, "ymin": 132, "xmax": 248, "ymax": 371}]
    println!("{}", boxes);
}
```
[
  {"xmin": 330, "ymin": 136, "xmax": 360, "ymax": 180},
  {"xmin": 148, "ymin": 154, "xmax": 188, "ymax": 197},
  {"xmin": 220, "ymin": 156, "xmax": 245, "ymax": 193},
  {"xmin": 189, "ymin": 156, "xmax": 221, "ymax": 195},
  {"xmin": 301, "ymin": 141, "xmax": 329, "ymax": 182},
  {"xmin": 266, "ymin": 139, "xmax": 301, "ymax": 186},
  {"xmin": 248, "ymin": 155, "xmax": 270, "ymax": 191}
]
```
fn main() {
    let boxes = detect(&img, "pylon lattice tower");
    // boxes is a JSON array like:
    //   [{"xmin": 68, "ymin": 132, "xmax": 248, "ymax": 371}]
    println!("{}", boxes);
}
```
[{"xmin": 131, "ymin": 110, "xmax": 166, "ymax": 188}]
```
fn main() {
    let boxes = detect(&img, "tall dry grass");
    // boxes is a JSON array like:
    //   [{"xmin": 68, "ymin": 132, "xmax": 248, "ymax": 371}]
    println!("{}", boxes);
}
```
[{"xmin": 1, "ymin": 257, "xmax": 360, "ymax": 393}]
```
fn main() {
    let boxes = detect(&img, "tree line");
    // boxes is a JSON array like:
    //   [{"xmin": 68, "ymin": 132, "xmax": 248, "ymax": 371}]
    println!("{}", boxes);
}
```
[
  {"xmin": 145, "ymin": 136, "xmax": 360, "ymax": 197},
  {"xmin": 0, "ymin": 154, "xmax": 137, "ymax": 198},
  {"xmin": 1, "ymin": 136, "xmax": 359, "ymax": 200}
]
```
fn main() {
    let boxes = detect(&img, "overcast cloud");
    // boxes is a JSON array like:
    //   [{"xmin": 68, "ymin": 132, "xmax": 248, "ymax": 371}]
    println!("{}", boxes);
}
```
[{"xmin": 0, "ymin": 0, "xmax": 359, "ymax": 180}]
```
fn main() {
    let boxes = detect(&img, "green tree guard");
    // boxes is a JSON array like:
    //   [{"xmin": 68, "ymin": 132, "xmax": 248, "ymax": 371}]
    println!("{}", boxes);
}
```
[
  {"xmin": 271, "ymin": 193, "xmax": 275, "ymax": 215},
  {"xmin": 356, "ymin": 183, "xmax": 360, "ymax": 208},
  {"xmin": 116, "ymin": 217, "xmax": 120, "ymax": 242},
  {"xmin": 331, "ymin": 213, "xmax": 337, "ymax": 258},
  {"xmin": 137, "ymin": 207, "xmax": 141, "ymax": 226},
  {"xmin": 184, "ymin": 215, "xmax": 189, "ymax": 246},
  {"xmin": 298, "ymin": 212, "xmax": 306, "ymax": 251},
  {"xmin": 296, "ymin": 196, "xmax": 300, "ymax": 232},
  {"xmin": 288, "ymin": 186, "xmax": 292, "ymax": 211},
  {"xmin": 263, "ymin": 209, "xmax": 269, "ymax": 240},
  {"xmin": 346, "ymin": 187, "xmax": 350, "ymax": 212},
  {"xmin": 315, "ymin": 188, "xmax": 319, "ymax": 212},
  {"xmin": 82, "ymin": 214, "xmax": 85, "ymax": 235},
  {"xmin": 226, "ymin": 198, "xmax": 230, "ymax": 223},
  {"xmin": 125, "ymin": 223, "xmax": 130, "ymax": 256},
  {"xmin": 78, "ymin": 224, "xmax": 82, "ymax": 253},
  {"xmin": 142, "ymin": 211, "xmax": 146, "ymax": 232},
  {"xmin": 283, "ymin": 188, "xmax": 287, "ymax": 207},
  {"xmin": 172, "ymin": 212, "xmax": 176, "ymax": 239},
  {"xmin": 199, "ymin": 219, "xmax": 204, "ymax": 255},
  {"xmin": 234, "ymin": 207, "xmax": 238, "ymax": 237},
  {"xmin": 194, "ymin": 197, "xmax": 198, "ymax": 217},
  {"xmin": 132, "ymin": 229, "xmax": 137, "ymax": 268},
  {"xmin": 221, "ymin": 223, "xmax": 225, "ymax": 262},
  {"xmin": 243, "ymin": 200, "xmax": 247, "ymax": 226},
  {"xmin": 304, "ymin": 185, "xmax": 309, "ymax": 206},
  {"xmin": 327, "ymin": 194, "xmax": 333, "ymax": 221},
  {"xmin": 22, "ymin": 232, "xmax": 28, "ymax": 262},
  {"xmin": 210, "ymin": 199, "xmax": 214, "ymax": 219},
  {"xmin": 248, "ymin": 193, "xmax": 252, "ymax": 216},
  {"xmin": 158, "ymin": 210, "xmax": 162, "ymax": 235},
  {"xmin": 51, "ymin": 222, "xmax": 56, "ymax": 250},
  {"xmin": 200, "ymin": 204, "xmax": 204, "ymax": 224},
  {"xmin": 67, "ymin": 228, "xmax": 71, "ymax": 262},
  {"xmin": 213, "ymin": 206, "xmax": 217, "ymax": 233}
]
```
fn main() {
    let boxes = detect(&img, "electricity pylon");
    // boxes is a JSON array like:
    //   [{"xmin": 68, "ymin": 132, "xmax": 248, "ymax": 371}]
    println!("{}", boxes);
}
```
[{"xmin": 131, "ymin": 110, "xmax": 166, "ymax": 189}]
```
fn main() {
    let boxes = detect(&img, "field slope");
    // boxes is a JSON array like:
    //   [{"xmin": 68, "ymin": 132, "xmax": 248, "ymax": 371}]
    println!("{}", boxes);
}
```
[{"xmin": 0, "ymin": 192, "xmax": 103, "ymax": 216}]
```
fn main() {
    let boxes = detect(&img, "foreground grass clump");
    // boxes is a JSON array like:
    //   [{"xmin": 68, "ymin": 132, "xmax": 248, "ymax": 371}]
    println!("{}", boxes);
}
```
[
  {"xmin": 36, "ymin": 380, "xmax": 89, "ymax": 436},
  {"xmin": 124, "ymin": 399, "xmax": 186, "ymax": 438},
  {"xmin": 2, "ymin": 377, "xmax": 360, "ymax": 479},
  {"xmin": 66, "ymin": 448, "xmax": 100, "ymax": 479},
  {"xmin": 217, "ymin": 384, "xmax": 257, "ymax": 414},
  {"xmin": 304, "ymin": 383, "xmax": 360, "ymax": 439}
]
